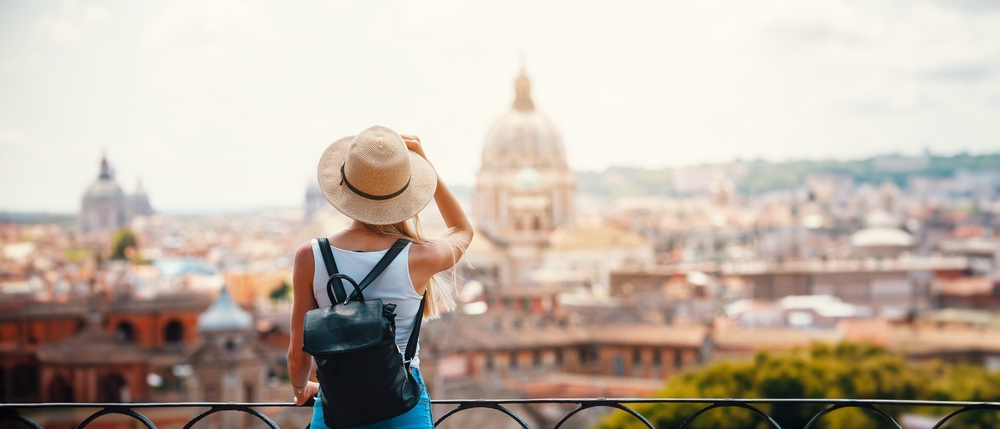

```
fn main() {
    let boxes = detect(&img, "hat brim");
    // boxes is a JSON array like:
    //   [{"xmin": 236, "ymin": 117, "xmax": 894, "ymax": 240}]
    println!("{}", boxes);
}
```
[{"xmin": 317, "ymin": 135, "xmax": 437, "ymax": 225}]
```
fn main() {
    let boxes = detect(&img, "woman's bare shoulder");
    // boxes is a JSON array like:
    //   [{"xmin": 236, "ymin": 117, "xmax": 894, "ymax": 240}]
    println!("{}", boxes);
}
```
[
  {"xmin": 408, "ymin": 239, "xmax": 462, "ymax": 272},
  {"xmin": 407, "ymin": 240, "xmax": 440, "ymax": 259},
  {"xmin": 293, "ymin": 241, "xmax": 315, "ymax": 270}
]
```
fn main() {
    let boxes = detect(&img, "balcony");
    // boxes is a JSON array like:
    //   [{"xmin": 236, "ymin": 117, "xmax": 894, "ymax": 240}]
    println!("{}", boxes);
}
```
[{"xmin": 2, "ymin": 398, "xmax": 999, "ymax": 429}]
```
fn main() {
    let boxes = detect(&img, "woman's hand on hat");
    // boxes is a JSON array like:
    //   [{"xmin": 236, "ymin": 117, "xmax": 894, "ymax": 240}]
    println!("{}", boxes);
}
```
[{"xmin": 401, "ymin": 134, "xmax": 428, "ymax": 161}]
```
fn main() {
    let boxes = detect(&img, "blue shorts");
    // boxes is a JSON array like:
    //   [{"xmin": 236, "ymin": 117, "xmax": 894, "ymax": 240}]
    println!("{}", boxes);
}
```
[{"xmin": 311, "ymin": 367, "xmax": 433, "ymax": 429}]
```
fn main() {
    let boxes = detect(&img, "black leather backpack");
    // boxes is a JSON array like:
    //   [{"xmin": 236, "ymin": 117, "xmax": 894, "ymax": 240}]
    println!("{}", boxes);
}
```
[{"xmin": 302, "ymin": 237, "xmax": 426, "ymax": 429}]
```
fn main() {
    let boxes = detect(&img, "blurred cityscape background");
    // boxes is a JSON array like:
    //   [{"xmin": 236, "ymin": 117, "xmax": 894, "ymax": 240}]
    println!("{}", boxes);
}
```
[{"xmin": 2, "ymin": 1, "xmax": 1000, "ymax": 429}]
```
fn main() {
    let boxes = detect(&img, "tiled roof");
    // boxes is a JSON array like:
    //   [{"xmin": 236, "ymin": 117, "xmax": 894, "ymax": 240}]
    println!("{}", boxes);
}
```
[
  {"xmin": 0, "ymin": 293, "xmax": 211, "ymax": 320},
  {"xmin": 937, "ymin": 276, "xmax": 996, "ymax": 296},
  {"xmin": 891, "ymin": 326, "xmax": 1000, "ymax": 355},
  {"xmin": 423, "ymin": 311, "xmax": 705, "ymax": 354},
  {"xmin": 712, "ymin": 326, "xmax": 828, "ymax": 351},
  {"xmin": 37, "ymin": 325, "xmax": 146, "ymax": 364}
]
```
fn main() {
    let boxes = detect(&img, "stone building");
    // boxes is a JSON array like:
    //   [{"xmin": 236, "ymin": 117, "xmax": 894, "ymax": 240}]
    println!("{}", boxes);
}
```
[
  {"xmin": 36, "ymin": 312, "xmax": 148, "ymax": 403},
  {"xmin": 0, "ymin": 285, "xmax": 305, "ymax": 428},
  {"xmin": 731, "ymin": 257, "xmax": 968, "ymax": 318},
  {"xmin": 79, "ymin": 156, "xmax": 154, "ymax": 234},
  {"xmin": 421, "ymin": 311, "xmax": 710, "ymax": 399},
  {"xmin": 0, "ymin": 293, "xmax": 209, "ymax": 404}
]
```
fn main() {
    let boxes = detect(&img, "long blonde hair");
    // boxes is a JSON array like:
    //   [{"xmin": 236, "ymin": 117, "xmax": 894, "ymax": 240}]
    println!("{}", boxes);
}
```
[{"xmin": 366, "ymin": 214, "xmax": 463, "ymax": 319}]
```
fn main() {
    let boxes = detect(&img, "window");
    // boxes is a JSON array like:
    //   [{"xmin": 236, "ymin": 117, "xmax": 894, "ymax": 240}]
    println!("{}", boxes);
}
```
[
  {"xmin": 533, "ymin": 350, "xmax": 542, "ymax": 368},
  {"xmin": 485, "ymin": 354, "xmax": 494, "ymax": 371},
  {"xmin": 555, "ymin": 349, "xmax": 564, "ymax": 366},
  {"xmin": 509, "ymin": 352, "xmax": 518, "ymax": 369},
  {"xmin": 115, "ymin": 321, "xmax": 135, "ymax": 343},
  {"xmin": 48, "ymin": 374, "xmax": 73, "ymax": 402},
  {"xmin": 205, "ymin": 384, "xmax": 220, "ymax": 402},
  {"xmin": 164, "ymin": 320, "xmax": 184, "ymax": 345},
  {"xmin": 11, "ymin": 364, "xmax": 38, "ymax": 399},
  {"xmin": 578, "ymin": 345, "xmax": 598, "ymax": 366},
  {"xmin": 98, "ymin": 373, "xmax": 127, "ymax": 402},
  {"xmin": 613, "ymin": 356, "xmax": 624, "ymax": 376},
  {"xmin": 674, "ymin": 349, "xmax": 683, "ymax": 369}
]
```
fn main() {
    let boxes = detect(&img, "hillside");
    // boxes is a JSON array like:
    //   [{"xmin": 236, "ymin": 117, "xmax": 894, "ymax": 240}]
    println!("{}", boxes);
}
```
[{"xmin": 578, "ymin": 152, "xmax": 1000, "ymax": 200}]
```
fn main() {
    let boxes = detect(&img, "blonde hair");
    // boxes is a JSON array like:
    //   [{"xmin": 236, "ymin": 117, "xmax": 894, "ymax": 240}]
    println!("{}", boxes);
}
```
[{"xmin": 366, "ymin": 214, "xmax": 463, "ymax": 319}]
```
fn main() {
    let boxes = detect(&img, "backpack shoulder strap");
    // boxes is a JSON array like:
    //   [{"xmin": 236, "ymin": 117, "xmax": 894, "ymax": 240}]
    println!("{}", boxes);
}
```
[
  {"xmin": 404, "ymin": 291, "xmax": 426, "ymax": 366},
  {"xmin": 348, "ymin": 239, "xmax": 411, "ymax": 301},
  {"xmin": 316, "ymin": 237, "xmax": 347, "ymax": 304}
]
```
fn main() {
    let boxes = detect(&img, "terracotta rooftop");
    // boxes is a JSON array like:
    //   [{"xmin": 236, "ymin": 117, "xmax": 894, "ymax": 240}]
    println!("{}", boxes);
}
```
[
  {"xmin": 722, "ymin": 257, "xmax": 968, "ymax": 275},
  {"xmin": 37, "ymin": 322, "xmax": 146, "ymax": 365},
  {"xmin": 712, "ymin": 326, "xmax": 833, "ymax": 351},
  {"xmin": 937, "ymin": 276, "xmax": 997, "ymax": 297},
  {"xmin": 423, "ymin": 312, "xmax": 706, "ymax": 354},
  {"xmin": 891, "ymin": 326, "xmax": 1000, "ymax": 355},
  {"xmin": 0, "ymin": 293, "xmax": 211, "ymax": 321}
]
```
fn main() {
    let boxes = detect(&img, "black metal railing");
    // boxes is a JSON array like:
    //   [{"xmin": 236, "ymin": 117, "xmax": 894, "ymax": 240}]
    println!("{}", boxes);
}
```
[{"xmin": 2, "ymin": 398, "xmax": 999, "ymax": 429}]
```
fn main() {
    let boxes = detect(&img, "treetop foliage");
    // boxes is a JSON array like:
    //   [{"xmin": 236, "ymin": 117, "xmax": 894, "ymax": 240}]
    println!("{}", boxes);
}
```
[
  {"xmin": 598, "ymin": 342, "xmax": 1000, "ymax": 429},
  {"xmin": 110, "ymin": 228, "xmax": 137, "ymax": 260}
]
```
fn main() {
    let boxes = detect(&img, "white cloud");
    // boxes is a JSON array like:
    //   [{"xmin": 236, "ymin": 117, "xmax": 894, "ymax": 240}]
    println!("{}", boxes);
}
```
[
  {"xmin": 34, "ymin": 0, "xmax": 110, "ymax": 42},
  {"xmin": 137, "ymin": 0, "xmax": 275, "ymax": 47},
  {"xmin": 0, "ymin": 128, "xmax": 27, "ymax": 148}
]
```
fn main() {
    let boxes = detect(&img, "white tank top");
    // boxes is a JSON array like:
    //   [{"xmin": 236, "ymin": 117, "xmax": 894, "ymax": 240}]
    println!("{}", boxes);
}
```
[{"xmin": 310, "ymin": 239, "xmax": 422, "ymax": 367}]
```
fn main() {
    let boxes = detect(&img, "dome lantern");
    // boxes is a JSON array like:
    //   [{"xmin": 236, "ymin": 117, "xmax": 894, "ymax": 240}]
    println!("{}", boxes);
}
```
[
  {"xmin": 99, "ymin": 156, "xmax": 112, "ymax": 180},
  {"xmin": 513, "ymin": 73, "xmax": 534, "ymax": 111}
]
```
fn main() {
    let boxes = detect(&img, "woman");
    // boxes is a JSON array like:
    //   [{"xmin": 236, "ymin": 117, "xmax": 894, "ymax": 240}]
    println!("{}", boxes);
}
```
[{"xmin": 287, "ymin": 125, "xmax": 473, "ymax": 429}]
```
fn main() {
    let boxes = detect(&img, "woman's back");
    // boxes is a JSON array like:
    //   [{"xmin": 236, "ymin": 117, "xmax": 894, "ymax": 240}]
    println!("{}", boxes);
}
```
[{"xmin": 309, "ymin": 239, "xmax": 423, "ymax": 366}]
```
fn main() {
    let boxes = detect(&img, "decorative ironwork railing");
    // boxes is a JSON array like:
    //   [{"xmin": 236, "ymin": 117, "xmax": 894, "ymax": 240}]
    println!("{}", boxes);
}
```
[{"xmin": 2, "ymin": 398, "xmax": 999, "ymax": 429}]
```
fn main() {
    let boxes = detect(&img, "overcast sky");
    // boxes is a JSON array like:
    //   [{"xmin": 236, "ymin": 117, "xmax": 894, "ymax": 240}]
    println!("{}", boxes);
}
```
[{"xmin": 1, "ymin": 0, "xmax": 998, "ymax": 212}]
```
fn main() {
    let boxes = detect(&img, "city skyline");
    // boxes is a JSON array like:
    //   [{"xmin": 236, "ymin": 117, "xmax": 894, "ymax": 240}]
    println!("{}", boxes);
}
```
[{"xmin": 2, "ymin": 0, "xmax": 999, "ymax": 212}]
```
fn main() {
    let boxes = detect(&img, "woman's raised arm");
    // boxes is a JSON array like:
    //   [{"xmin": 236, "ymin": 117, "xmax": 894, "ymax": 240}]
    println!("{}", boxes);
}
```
[{"xmin": 401, "ymin": 135, "xmax": 474, "ymax": 280}]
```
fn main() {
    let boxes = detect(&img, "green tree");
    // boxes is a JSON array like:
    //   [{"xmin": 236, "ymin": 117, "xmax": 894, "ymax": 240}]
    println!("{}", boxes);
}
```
[
  {"xmin": 598, "ymin": 343, "xmax": 1000, "ymax": 429},
  {"xmin": 110, "ymin": 228, "xmax": 137, "ymax": 260},
  {"xmin": 270, "ymin": 280, "xmax": 292, "ymax": 300}
]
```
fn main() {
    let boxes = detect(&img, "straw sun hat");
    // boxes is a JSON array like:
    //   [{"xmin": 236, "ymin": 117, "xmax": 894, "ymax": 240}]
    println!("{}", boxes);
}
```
[{"xmin": 317, "ymin": 125, "xmax": 437, "ymax": 225}]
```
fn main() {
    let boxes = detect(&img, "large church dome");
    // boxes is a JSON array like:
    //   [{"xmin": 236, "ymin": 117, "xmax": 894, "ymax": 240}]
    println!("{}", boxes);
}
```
[
  {"xmin": 79, "ymin": 156, "xmax": 154, "ymax": 234},
  {"xmin": 482, "ymin": 73, "xmax": 567, "ymax": 170},
  {"xmin": 83, "ymin": 158, "xmax": 125, "ymax": 201}
]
